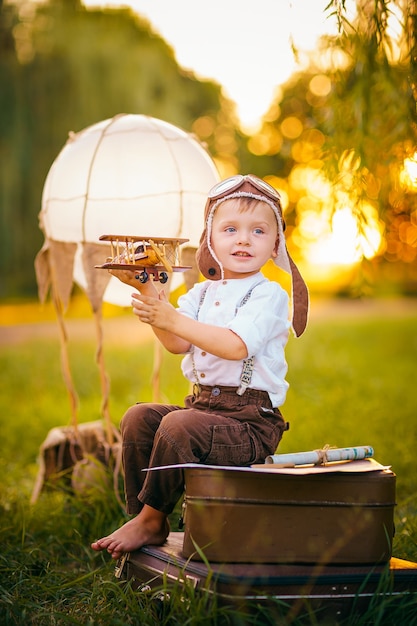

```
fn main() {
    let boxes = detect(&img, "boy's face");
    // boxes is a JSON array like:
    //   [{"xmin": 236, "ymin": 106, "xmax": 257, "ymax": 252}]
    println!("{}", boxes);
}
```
[{"xmin": 211, "ymin": 198, "xmax": 278, "ymax": 279}]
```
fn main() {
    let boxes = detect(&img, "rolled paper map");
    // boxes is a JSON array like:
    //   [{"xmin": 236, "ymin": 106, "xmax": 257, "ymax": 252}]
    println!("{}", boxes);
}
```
[{"xmin": 265, "ymin": 445, "xmax": 374, "ymax": 466}]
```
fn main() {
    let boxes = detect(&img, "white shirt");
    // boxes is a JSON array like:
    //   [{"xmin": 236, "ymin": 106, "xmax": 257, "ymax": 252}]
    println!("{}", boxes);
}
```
[{"xmin": 177, "ymin": 272, "xmax": 290, "ymax": 407}]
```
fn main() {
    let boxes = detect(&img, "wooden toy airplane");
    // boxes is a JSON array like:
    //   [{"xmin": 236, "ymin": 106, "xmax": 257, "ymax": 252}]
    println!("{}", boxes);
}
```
[{"xmin": 95, "ymin": 235, "xmax": 192, "ymax": 284}]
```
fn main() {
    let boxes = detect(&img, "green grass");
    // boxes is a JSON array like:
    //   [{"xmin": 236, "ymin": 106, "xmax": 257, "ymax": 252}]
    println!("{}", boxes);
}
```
[{"xmin": 1, "ymin": 300, "xmax": 417, "ymax": 624}]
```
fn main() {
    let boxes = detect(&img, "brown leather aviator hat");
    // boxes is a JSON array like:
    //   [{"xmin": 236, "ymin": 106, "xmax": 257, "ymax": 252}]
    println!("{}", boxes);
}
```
[{"xmin": 196, "ymin": 174, "xmax": 309, "ymax": 337}]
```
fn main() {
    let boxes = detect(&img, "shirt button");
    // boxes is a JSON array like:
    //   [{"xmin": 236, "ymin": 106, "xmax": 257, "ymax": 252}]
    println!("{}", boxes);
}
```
[
  {"xmin": 215, "ymin": 301, "xmax": 220, "ymax": 306},
  {"xmin": 222, "ymin": 281, "xmax": 227, "ymax": 285},
  {"xmin": 201, "ymin": 351, "xmax": 206, "ymax": 356},
  {"xmin": 200, "ymin": 372, "xmax": 206, "ymax": 378}
]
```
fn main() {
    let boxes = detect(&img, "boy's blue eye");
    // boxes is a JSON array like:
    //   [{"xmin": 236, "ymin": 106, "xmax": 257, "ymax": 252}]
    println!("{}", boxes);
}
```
[
  {"xmin": 254, "ymin": 228, "xmax": 264, "ymax": 234},
  {"xmin": 225, "ymin": 226, "xmax": 236, "ymax": 232}
]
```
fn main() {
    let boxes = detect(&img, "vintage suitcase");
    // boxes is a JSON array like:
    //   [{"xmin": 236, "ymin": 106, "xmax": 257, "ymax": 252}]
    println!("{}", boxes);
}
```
[
  {"xmin": 118, "ymin": 532, "xmax": 417, "ymax": 621},
  {"xmin": 181, "ymin": 464, "xmax": 396, "ymax": 564}
]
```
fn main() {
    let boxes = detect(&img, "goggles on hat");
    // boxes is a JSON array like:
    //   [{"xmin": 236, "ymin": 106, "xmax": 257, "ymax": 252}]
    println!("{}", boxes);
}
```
[{"xmin": 208, "ymin": 174, "xmax": 281, "ymax": 203}]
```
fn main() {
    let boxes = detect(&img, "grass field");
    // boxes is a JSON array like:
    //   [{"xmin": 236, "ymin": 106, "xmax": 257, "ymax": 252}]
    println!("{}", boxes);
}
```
[{"xmin": 1, "ymin": 297, "xmax": 417, "ymax": 624}]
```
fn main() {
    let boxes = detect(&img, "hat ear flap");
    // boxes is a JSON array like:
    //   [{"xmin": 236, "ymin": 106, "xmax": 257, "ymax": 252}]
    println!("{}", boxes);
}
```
[
  {"xmin": 288, "ymin": 253, "xmax": 309, "ymax": 337},
  {"xmin": 196, "ymin": 228, "xmax": 222, "ymax": 280}
]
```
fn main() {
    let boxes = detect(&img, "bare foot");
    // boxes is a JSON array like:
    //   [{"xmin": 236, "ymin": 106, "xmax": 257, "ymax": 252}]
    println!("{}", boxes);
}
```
[{"xmin": 91, "ymin": 505, "xmax": 170, "ymax": 559}]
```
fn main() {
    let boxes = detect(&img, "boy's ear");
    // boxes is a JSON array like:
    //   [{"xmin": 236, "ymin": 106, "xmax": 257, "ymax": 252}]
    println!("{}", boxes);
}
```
[{"xmin": 271, "ymin": 236, "xmax": 279, "ymax": 258}]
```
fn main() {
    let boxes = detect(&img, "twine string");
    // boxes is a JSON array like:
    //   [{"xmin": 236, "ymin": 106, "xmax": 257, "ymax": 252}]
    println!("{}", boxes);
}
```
[{"xmin": 314, "ymin": 444, "xmax": 336, "ymax": 466}]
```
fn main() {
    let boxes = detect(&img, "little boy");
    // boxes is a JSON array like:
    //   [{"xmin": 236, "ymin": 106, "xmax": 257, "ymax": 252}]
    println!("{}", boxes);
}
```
[{"xmin": 91, "ymin": 174, "xmax": 308, "ymax": 559}]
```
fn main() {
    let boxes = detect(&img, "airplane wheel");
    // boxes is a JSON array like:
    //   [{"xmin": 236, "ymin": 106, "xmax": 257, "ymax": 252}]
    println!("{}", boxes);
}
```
[
  {"xmin": 160, "ymin": 272, "xmax": 169, "ymax": 284},
  {"xmin": 139, "ymin": 271, "xmax": 148, "ymax": 283}
]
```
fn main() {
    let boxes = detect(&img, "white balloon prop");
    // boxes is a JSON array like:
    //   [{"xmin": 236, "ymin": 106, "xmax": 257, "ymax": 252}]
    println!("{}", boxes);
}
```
[
  {"xmin": 37, "ymin": 113, "xmax": 219, "ymax": 306},
  {"xmin": 34, "ymin": 114, "xmax": 219, "ymax": 446}
]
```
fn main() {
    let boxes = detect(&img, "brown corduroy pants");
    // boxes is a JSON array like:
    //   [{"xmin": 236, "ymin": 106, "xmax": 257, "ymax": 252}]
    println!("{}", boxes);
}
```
[{"xmin": 121, "ymin": 385, "xmax": 288, "ymax": 515}]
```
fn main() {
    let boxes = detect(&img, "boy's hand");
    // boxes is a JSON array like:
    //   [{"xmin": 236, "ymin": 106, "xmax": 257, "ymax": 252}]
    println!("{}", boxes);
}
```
[
  {"xmin": 131, "ymin": 291, "xmax": 175, "ymax": 329},
  {"xmin": 108, "ymin": 269, "xmax": 159, "ymax": 297},
  {"xmin": 108, "ymin": 268, "xmax": 139, "ymax": 288}
]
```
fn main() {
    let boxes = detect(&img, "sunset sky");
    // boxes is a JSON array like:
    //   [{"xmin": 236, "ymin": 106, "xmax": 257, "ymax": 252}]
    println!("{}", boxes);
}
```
[{"xmin": 83, "ymin": 0, "xmax": 341, "ymax": 130}]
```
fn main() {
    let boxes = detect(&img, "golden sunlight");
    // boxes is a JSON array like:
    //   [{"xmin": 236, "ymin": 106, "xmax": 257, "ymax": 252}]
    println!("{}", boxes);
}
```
[
  {"xmin": 285, "ymin": 166, "xmax": 385, "ymax": 290},
  {"xmin": 301, "ymin": 205, "xmax": 383, "ymax": 267},
  {"xmin": 400, "ymin": 153, "xmax": 417, "ymax": 191}
]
